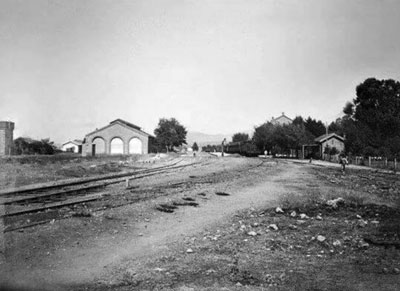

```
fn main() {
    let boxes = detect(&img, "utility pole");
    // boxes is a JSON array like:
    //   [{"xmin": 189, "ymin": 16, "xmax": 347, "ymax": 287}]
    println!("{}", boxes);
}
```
[{"xmin": 221, "ymin": 138, "xmax": 226, "ymax": 157}]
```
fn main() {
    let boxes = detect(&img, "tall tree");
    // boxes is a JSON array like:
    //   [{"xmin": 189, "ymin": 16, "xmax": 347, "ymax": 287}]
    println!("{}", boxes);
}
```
[
  {"xmin": 292, "ymin": 116, "xmax": 305, "ymax": 126},
  {"xmin": 253, "ymin": 122, "xmax": 313, "ymax": 156},
  {"xmin": 232, "ymin": 132, "xmax": 249, "ymax": 143},
  {"xmin": 304, "ymin": 117, "xmax": 326, "ymax": 138},
  {"xmin": 154, "ymin": 118, "xmax": 187, "ymax": 152},
  {"xmin": 253, "ymin": 122, "xmax": 275, "ymax": 154},
  {"xmin": 342, "ymin": 78, "xmax": 400, "ymax": 157},
  {"xmin": 192, "ymin": 142, "xmax": 199, "ymax": 151}
]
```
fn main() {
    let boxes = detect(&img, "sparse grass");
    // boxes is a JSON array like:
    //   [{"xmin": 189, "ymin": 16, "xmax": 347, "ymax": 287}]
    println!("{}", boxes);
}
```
[{"xmin": 277, "ymin": 189, "xmax": 323, "ymax": 210}]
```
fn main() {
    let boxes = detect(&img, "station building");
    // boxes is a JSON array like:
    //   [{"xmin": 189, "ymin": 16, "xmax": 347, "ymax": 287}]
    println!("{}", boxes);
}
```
[{"xmin": 81, "ymin": 119, "xmax": 151, "ymax": 156}]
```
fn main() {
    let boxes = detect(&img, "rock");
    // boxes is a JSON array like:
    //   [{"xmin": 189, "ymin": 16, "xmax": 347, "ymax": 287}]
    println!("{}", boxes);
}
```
[
  {"xmin": 126, "ymin": 268, "xmax": 136, "ymax": 276},
  {"xmin": 236, "ymin": 282, "xmax": 243, "ymax": 286},
  {"xmin": 296, "ymin": 220, "xmax": 306, "ymax": 225},
  {"xmin": 357, "ymin": 220, "xmax": 368, "ymax": 228},
  {"xmin": 154, "ymin": 267, "xmax": 165, "ymax": 272},
  {"xmin": 358, "ymin": 241, "xmax": 369, "ymax": 249},
  {"xmin": 186, "ymin": 248, "xmax": 194, "ymax": 253},
  {"xmin": 252, "ymin": 222, "xmax": 259, "ymax": 227},
  {"xmin": 326, "ymin": 197, "xmax": 345, "ymax": 209},
  {"xmin": 370, "ymin": 220, "xmax": 379, "ymax": 224},
  {"xmin": 316, "ymin": 215, "xmax": 323, "ymax": 220},
  {"xmin": 206, "ymin": 269, "xmax": 216, "ymax": 275},
  {"xmin": 333, "ymin": 240, "xmax": 341, "ymax": 247},
  {"xmin": 394, "ymin": 268, "xmax": 400, "ymax": 274},
  {"xmin": 317, "ymin": 235, "xmax": 326, "ymax": 242},
  {"xmin": 290, "ymin": 211, "xmax": 297, "ymax": 217},
  {"xmin": 275, "ymin": 207, "xmax": 284, "ymax": 214},
  {"xmin": 343, "ymin": 236, "xmax": 351, "ymax": 242},
  {"xmin": 299, "ymin": 213, "xmax": 309, "ymax": 219},
  {"xmin": 383, "ymin": 267, "xmax": 389, "ymax": 274},
  {"xmin": 268, "ymin": 224, "xmax": 279, "ymax": 231},
  {"xmin": 289, "ymin": 224, "xmax": 298, "ymax": 230},
  {"xmin": 356, "ymin": 214, "xmax": 362, "ymax": 219},
  {"xmin": 247, "ymin": 231, "xmax": 257, "ymax": 236}
]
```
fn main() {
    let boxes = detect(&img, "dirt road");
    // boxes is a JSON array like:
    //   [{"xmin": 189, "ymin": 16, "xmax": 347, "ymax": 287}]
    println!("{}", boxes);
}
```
[{"xmin": 1, "ymin": 157, "xmax": 307, "ymax": 290}]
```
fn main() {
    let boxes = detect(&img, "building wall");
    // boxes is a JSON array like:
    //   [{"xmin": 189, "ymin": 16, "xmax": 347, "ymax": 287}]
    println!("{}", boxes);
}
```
[
  {"xmin": 321, "ymin": 138, "xmax": 345, "ymax": 153},
  {"xmin": 82, "ymin": 123, "xmax": 149, "ymax": 156},
  {"xmin": 0, "ymin": 121, "xmax": 14, "ymax": 156},
  {"xmin": 271, "ymin": 116, "xmax": 292, "ymax": 125}
]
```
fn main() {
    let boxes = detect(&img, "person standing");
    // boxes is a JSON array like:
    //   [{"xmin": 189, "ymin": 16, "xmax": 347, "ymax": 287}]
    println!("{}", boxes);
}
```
[{"xmin": 340, "ymin": 154, "xmax": 348, "ymax": 173}]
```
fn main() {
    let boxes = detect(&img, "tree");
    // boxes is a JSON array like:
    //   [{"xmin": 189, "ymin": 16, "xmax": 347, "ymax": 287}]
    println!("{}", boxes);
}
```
[
  {"xmin": 292, "ymin": 116, "xmax": 305, "ymax": 126},
  {"xmin": 253, "ymin": 122, "xmax": 313, "ymax": 156},
  {"xmin": 13, "ymin": 137, "xmax": 58, "ymax": 155},
  {"xmin": 154, "ymin": 118, "xmax": 187, "ymax": 152},
  {"xmin": 232, "ymin": 132, "xmax": 249, "ymax": 143},
  {"xmin": 192, "ymin": 142, "xmax": 199, "ymax": 151},
  {"xmin": 304, "ymin": 117, "xmax": 326, "ymax": 138},
  {"xmin": 253, "ymin": 122, "xmax": 275, "ymax": 154},
  {"xmin": 341, "ymin": 77, "xmax": 400, "ymax": 157}
]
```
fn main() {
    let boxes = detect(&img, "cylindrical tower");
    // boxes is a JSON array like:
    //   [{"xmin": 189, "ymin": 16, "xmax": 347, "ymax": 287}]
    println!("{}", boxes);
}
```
[{"xmin": 0, "ymin": 121, "xmax": 14, "ymax": 156}]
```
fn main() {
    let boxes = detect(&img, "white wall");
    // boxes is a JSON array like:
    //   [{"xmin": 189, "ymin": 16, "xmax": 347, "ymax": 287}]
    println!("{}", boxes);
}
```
[{"xmin": 62, "ymin": 143, "xmax": 79, "ymax": 153}]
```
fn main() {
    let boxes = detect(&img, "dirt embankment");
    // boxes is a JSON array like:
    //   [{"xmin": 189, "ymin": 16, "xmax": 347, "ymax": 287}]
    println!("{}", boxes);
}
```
[{"xmin": 1, "ymin": 156, "xmax": 281, "ymax": 289}]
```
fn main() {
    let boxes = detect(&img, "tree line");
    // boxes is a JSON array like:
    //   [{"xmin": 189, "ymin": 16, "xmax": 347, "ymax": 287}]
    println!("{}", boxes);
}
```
[
  {"xmin": 202, "ymin": 77, "xmax": 400, "ymax": 159},
  {"xmin": 11, "ymin": 77, "xmax": 400, "ymax": 158}
]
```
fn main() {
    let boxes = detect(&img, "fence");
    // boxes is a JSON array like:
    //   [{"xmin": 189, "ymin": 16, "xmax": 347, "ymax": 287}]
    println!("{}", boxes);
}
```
[{"xmin": 351, "ymin": 156, "xmax": 398, "ymax": 171}]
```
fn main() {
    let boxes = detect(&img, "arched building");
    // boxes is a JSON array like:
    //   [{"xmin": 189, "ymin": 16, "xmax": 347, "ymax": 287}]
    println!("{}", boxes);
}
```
[{"xmin": 82, "ymin": 119, "xmax": 151, "ymax": 156}]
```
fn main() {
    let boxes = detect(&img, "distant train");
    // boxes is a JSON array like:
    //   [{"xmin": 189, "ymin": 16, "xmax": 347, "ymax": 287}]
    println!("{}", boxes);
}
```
[{"xmin": 225, "ymin": 141, "xmax": 263, "ymax": 157}]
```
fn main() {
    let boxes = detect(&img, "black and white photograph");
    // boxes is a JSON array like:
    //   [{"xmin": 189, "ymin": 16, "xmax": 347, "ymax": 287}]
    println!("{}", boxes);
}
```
[{"xmin": 1, "ymin": 0, "xmax": 400, "ymax": 290}]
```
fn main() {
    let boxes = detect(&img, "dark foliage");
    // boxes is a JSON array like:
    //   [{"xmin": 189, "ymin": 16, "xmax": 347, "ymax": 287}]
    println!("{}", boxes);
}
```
[
  {"xmin": 13, "ymin": 137, "xmax": 59, "ymax": 155},
  {"xmin": 341, "ymin": 78, "xmax": 400, "ymax": 158},
  {"xmin": 192, "ymin": 142, "xmax": 199, "ymax": 151},
  {"xmin": 304, "ymin": 117, "xmax": 326, "ymax": 138},
  {"xmin": 252, "ymin": 122, "xmax": 314, "ymax": 156},
  {"xmin": 154, "ymin": 118, "xmax": 187, "ymax": 152},
  {"xmin": 232, "ymin": 132, "xmax": 249, "ymax": 143}
]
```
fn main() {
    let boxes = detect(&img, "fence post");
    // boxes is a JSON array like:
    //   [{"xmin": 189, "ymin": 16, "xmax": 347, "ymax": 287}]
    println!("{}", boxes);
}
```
[
  {"xmin": 368, "ymin": 156, "xmax": 371, "ymax": 167},
  {"xmin": 395, "ymin": 158, "xmax": 397, "ymax": 171},
  {"xmin": 385, "ymin": 158, "xmax": 388, "ymax": 168}
]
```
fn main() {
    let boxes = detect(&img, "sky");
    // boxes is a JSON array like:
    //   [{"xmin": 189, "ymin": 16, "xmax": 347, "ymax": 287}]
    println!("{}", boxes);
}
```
[{"xmin": 1, "ymin": 0, "xmax": 400, "ymax": 143}]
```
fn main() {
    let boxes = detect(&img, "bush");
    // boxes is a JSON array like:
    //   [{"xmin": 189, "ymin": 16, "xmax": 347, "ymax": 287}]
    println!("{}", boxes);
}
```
[{"xmin": 13, "ymin": 137, "xmax": 59, "ymax": 155}]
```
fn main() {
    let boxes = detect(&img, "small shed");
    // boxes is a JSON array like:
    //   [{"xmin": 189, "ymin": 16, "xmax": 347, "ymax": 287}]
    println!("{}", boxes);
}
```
[
  {"xmin": 315, "ymin": 133, "xmax": 345, "ymax": 159},
  {"xmin": 62, "ymin": 140, "xmax": 83, "ymax": 153}
]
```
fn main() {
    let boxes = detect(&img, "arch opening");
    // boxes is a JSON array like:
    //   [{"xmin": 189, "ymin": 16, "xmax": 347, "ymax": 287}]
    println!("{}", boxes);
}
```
[
  {"xmin": 129, "ymin": 138, "xmax": 142, "ymax": 154},
  {"xmin": 110, "ymin": 137, "xmax": 124, "ymax": 154},
  {"xmin": 92, "ymin": 137, "xmax": 106, "ymax": 155}
]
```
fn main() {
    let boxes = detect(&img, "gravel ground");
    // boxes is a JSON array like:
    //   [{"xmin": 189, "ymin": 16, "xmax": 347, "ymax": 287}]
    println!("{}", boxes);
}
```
[{"xmin": 1, "ymin": 155, "xmax": 400, "ymax": 291}]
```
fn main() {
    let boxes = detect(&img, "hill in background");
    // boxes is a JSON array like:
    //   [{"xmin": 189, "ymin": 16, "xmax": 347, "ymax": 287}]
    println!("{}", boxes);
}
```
[{"xmin": 186, "ymin": 130, "xmax": 253, "ymax": 148}]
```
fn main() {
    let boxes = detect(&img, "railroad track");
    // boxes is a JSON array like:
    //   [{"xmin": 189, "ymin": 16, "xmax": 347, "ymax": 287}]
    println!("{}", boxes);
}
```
[
  {"xmin": 0, "ymin": 157, "xmax": 266, "ymax": 232},
  {"xmin": 0, "ymin": 159, "xmax": 203, "ymax": 231}
]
